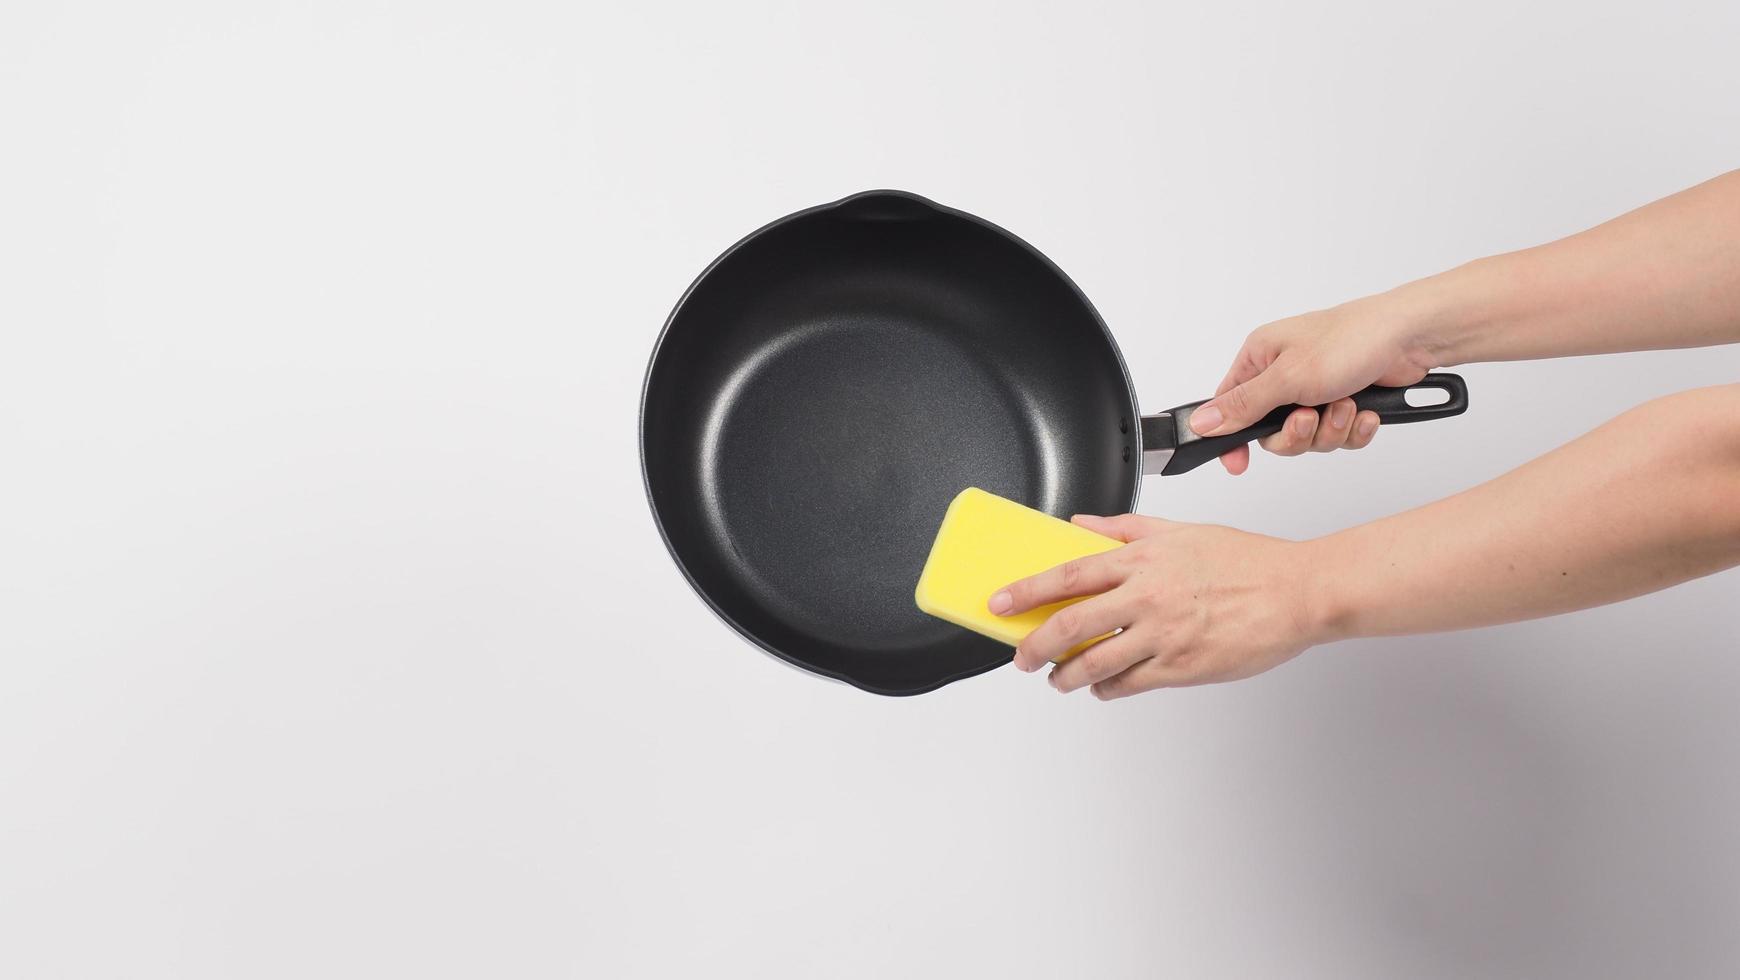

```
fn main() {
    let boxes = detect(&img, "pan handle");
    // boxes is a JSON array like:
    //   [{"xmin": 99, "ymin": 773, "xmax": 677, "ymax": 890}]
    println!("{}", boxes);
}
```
[{"xmin": 1143, "ymin": 373, "xmax": 1469, "ymax": 476}]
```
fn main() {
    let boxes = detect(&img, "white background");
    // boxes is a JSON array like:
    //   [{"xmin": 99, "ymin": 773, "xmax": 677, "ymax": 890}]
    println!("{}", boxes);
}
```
[{"xmin": 5, "ymin": 2, "xmax": 1740, "ymax": 977}]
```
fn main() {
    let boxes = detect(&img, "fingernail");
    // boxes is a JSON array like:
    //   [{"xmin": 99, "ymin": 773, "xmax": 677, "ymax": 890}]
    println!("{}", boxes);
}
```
[
  {"xmin": 1330, "ymin": 403, "xmax": 1352, "ymax": 430},
  {"xmin": 1290, "ymin": 412, "xmax": 1312, "ymax": 437},
  {"xmin": 1356, "ymin": 414, "xmax": 1378, "ymax": 439},
  {"xmin": 1189, "ymin": 403, "xmax": 1223, "ymax": 434},
  {"xmin": 988, "ymin": 590, "xmax": 1013, "ymax": 615}
]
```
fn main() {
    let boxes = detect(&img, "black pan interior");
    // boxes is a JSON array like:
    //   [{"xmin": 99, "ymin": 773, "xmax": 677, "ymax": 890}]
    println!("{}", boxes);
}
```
[{"xmin": 641, "ymin": 191, "xmax": 1138, "ymax": 695}]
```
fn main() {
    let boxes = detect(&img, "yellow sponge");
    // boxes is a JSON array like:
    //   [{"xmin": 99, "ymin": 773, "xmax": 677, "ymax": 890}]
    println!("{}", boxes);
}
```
[{"xmin": 914, "ymin": 487, "xmax": 1123, "ymax": 658}]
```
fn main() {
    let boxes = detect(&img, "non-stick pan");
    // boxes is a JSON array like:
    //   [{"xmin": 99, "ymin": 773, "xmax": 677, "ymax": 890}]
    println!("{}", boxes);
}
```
[{"xmin": 641, "ymin": 190, "xmax": 1467, "ymax": 695}]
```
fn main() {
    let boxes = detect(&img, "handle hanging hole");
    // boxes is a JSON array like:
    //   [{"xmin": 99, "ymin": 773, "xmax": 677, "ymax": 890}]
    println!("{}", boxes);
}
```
[{"xmin": 1405, "ymin": 386, "xmax": 1451, "ymax": 408}]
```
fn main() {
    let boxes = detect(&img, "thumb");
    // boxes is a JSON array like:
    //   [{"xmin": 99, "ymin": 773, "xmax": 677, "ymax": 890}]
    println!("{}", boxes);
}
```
[
  {"xmin": 1188, "ymin": 363, "xmax": 1294, "ymax": 437},
  {"xmin": 1071, "ymin": 513, "xmax": 1173, "ymax": 542}
]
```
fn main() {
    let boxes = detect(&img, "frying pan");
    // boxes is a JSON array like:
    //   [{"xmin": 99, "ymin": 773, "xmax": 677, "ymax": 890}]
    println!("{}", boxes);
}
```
[{"xmin": 641, "ymin": 190, "xmax": 1467, "ymax": 696}]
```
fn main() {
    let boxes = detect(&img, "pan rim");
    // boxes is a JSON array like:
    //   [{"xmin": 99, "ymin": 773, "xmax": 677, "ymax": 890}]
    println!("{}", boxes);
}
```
[{"xmin": 637, "ymin": 188, "xmax": 1143, "ymax": 696}]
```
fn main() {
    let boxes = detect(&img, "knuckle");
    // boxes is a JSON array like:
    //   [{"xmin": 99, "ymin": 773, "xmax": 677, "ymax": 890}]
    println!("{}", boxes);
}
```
[
  {"xmin": 1049, "ymin": 605, "xmax": 1081, "ymax": 639},
  {"xmin": 1139, "ymin": 583, "xmax": 1167, "ymax": 611},
  {"xmin": 1077, "ymin": 646, "xmax": 1112, "ymax": 680},
  {"xmin": 1220, "ymin": 384, "xmax": 1252, "ymax": 419},
  {"xmin": 1137, "ymin": 661, "xmax": 1173, "ymax": 689},
  {"xmin": 1059, "ymin": 559, "xmax": 1084, "ymax": 591}
]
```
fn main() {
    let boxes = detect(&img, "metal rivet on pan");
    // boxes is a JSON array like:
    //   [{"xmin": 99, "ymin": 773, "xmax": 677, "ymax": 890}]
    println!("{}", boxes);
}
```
[
  {"xmin": 1123, "ymin": 446, "xmax": 1131, "ymax": 462},
  {"xmin": 1119, "ymin": 417, "xmax": 1129, "ymax": 434}
]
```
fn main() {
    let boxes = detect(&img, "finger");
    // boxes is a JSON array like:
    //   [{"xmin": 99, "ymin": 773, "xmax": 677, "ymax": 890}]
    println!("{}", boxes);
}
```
[
  {"xmin": 1046, "ymin": 629, "xmax": 1151, "ymax": 692},
  {"xmin": 1214, "ymin": 340, "xmax": 1273, "ymax": 397},
  {"xmin": 1069, "ymin": 513, "xmax": 1172, "ymax": 543},
  {"xmin": 1375, "ymin": 364, "xmax": 1429, "ymax": 387},
  {"xmin": 1310, "ymin": 398, "xmax": 1357, "ymax": 452},
  {"xmin": 1090, "ymin": 657, "xmax": 1204, "ymax": 701},
  {"xmin": 1345, "ymin": 410, "xmax": 1380, "ymax": 450},
  {"xmin": 1219, "ymin": 444, "xmax": 1251, "ymax": 475},
  {"xmin": 1214, "ymin": 354, "xmax": 1255, "ymax": 397},
  {"xmin": 991, "ymin": 552, "xmax": 1125, "ymax": 617},
  {"xmin": 1255, "ymin": 407, "xmax": 1319, "ymax": 457},
  {"xmin": 1190, "ymin": 359, "xmax": 1295, "ymax": 437},
  {"xmin": 1014, "ymin": 591, "xmax": 1138, "ymax": 671}
]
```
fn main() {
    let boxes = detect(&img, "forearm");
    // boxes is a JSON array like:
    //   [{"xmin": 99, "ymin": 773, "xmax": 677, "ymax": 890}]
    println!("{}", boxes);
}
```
[
  {"xmin": 1310, "ymin": 384, "xmax": 1740, "ymax": 640},
  {"xmin": 1389, "ymin": 170, "xmax": 1740, "ymax": 364}
]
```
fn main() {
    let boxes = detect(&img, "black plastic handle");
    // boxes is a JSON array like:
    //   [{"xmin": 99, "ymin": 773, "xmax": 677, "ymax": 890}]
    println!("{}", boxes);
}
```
[{"xmin": 1157, "ymin": 372, "xmax": 1469, "ymax": 476}]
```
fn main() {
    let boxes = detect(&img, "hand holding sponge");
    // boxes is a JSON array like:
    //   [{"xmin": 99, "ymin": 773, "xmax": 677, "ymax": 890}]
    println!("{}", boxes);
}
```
[{"xmin": 914, "ymin": 488, "xmax": 1122, "ymax": 659}]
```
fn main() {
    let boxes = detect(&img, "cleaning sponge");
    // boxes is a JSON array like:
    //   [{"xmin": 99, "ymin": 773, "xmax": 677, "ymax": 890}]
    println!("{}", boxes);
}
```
[{"xmin": 914, "ymin": 487, "xmax": 1122, "ymax": 654}]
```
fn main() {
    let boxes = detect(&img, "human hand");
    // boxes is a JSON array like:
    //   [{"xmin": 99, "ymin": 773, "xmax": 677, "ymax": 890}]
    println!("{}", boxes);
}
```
[
  {"xmin": 1192, "ymin": 295, "xmax": 1442, "ymax": 475},
  {"xmin": 989, "ymin": 514, "xmax": 1329, "ymax": 699}
]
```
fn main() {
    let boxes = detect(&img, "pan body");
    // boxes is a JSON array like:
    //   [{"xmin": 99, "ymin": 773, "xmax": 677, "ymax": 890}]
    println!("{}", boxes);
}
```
[{"xmin": 640, "ymin": 191, "xmax": 1139, "ymax": 695}]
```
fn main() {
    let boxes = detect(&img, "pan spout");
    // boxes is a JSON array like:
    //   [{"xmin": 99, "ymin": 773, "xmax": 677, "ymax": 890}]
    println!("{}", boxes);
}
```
[{"xmin": 828, "ymin": 189, "xmax": 942, "ymax": 222}]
